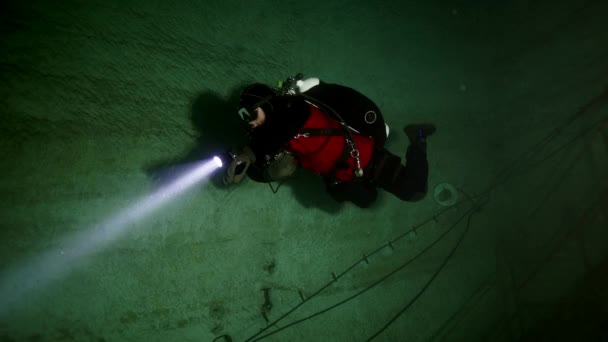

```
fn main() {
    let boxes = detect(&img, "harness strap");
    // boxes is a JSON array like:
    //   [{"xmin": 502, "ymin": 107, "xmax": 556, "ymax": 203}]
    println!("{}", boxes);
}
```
[
  {"xmin": 293, "ymin": 127, "xmax": 354, "ymax": 181},
  {"xmin": 299, "ymin": 127, "xmax": 349, "ymax": 136},
  {"xmin": 295, "ymin": 113, "xmax": 365, "ymax": 182}
]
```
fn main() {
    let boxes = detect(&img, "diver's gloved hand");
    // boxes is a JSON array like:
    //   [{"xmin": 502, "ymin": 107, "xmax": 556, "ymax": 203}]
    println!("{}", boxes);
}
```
[
  {"xmin": 223, "ymin": 146, "xmax": 256, "ymax": 185},
  {"xmin": 263, "ymin": 152, "xmax": 297, "ymax": 181}
]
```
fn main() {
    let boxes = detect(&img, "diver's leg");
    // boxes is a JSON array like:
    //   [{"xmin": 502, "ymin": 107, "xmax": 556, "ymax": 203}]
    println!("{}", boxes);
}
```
[
  {"xmin": 393, "ymin": 144, "xmax": 429, "ymax": 201},
  {"xmin": 373, "ymin": 149, "xmax": 424, "ymax": 202},
  {"xmin": 397, "ymin": 124, "xmax": 436, "ymax": 201},
  {"xmin": 374, "ymin": 125, "xmax": 435, "ymax": 201}
]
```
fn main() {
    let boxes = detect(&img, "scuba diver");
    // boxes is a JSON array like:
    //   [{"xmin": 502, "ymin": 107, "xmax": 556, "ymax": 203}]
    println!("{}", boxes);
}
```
[{"xmin": 222, "ymin": 74, "xmax": 436, "ymax": 208}]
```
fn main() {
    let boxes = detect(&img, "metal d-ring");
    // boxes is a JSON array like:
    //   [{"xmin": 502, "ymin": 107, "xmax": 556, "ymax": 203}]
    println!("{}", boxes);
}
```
[
  {"xmin": 346, "ymin": 139, "xmax": 363, "ymax": 177},
  {"xmin": 364, "ymin": 110, "xmax": 377, "ymax": 124}
]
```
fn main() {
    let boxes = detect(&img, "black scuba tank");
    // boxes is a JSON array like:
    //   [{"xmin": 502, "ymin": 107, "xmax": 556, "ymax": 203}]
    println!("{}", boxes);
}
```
[{"xmin": 302, "ymin": 82, "xmax": 387, "ymax": 148}]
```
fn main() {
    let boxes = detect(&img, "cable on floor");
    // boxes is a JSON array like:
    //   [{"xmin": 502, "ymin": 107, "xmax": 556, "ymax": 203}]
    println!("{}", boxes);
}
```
[
  {"xmin": 247, "ymin": 199, "xmax": 486, "ymax": 342},
  {"xmin": 234, "ymin": 90, "xmax": 607, "ymax": 342},
  {"xmin": 366, "ymin": 202, "xmax": 480, "ymax": 341}
]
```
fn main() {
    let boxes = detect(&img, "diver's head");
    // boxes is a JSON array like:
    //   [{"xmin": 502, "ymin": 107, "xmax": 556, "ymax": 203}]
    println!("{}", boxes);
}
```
[{"xmin": 238, "ymin": 83, "xmax": 275, "ymax": 129}]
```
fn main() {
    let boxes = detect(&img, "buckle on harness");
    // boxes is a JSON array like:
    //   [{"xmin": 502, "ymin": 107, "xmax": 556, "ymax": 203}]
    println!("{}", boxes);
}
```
[{"xmin": 294, "ymin": 133, "xmax": 310, "ymax": 139}]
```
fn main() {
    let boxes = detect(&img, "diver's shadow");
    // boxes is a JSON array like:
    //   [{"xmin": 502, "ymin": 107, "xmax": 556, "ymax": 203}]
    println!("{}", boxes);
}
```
[
  {"xmin": 259, "ymin": 171, "xmax": 343, "ymax": 214},
  {"xmin": 144, "ymin": 85, "xmax": 247, "ymax": 189},
  {"xmin": 143, "ymin": 84, "xmax": 344, "ymax": 214}
]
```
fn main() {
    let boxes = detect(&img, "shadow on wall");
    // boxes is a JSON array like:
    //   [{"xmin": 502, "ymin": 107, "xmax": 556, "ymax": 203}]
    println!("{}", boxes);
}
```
[{"xmin": 144, "ymin": 84, "xmax": 343, "ymax": 214}]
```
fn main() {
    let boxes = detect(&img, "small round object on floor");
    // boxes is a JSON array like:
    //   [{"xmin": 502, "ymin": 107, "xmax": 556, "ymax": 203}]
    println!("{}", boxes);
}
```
[{"xmin": 433, "ymin": 183, "xmax": 458, "ymax": 207}]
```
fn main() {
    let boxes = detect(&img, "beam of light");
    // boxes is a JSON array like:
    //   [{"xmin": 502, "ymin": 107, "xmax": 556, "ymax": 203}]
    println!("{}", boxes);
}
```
[{"xmin": 0, "ymin": 157, "xmax": 223, "ymax": 318}]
